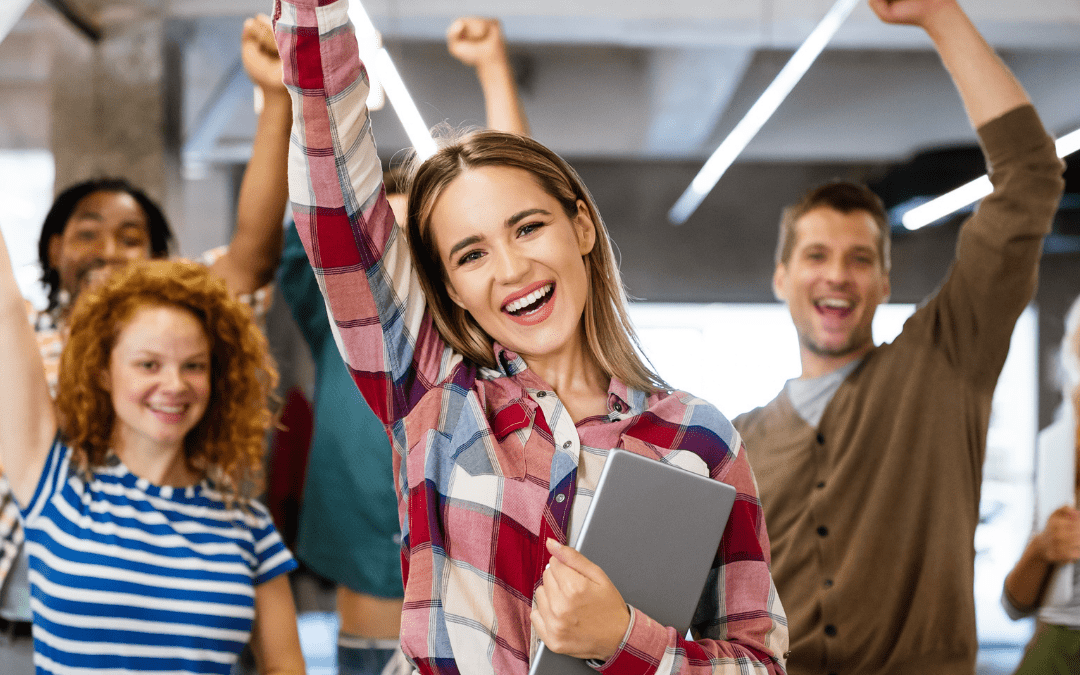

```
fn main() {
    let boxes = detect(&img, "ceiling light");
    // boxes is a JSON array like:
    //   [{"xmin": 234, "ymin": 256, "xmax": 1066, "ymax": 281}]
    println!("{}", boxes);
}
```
[
  {"xmin": 347, "ymin": 0, "xmax": 437, "ymax": 160},
  {"xmin": 902, "ymin": 126, "xmax": 1080, "ymax": 230},
  {"xmin": 668, "ymin": 0, "xmax": 861, "ymax": 225}
]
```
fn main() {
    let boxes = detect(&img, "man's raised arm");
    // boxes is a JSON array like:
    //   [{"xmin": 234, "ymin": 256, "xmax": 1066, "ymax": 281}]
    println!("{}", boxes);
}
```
[{"xmin": 869, "ymin": 0, "xmax": 1028, "ymax": 128}]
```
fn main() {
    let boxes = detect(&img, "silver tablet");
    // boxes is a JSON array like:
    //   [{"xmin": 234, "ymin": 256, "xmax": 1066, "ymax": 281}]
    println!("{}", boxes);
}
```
[{"xmin": 528, "ymin": 448, "xmax": 737, "ymax": 675}]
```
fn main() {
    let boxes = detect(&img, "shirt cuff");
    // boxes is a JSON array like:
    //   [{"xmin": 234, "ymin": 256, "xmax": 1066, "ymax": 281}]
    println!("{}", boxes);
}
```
[{"xmin": 589, "ymin": 605, "xmax": 670, "ymax": 675}]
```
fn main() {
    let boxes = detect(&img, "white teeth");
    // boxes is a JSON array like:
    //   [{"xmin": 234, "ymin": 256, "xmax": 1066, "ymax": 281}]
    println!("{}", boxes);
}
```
[
  {"xmin": 817, "ymin": 298, "xmax": 852, "ymax": 309},
  {"xmin": 505, "ymin": 284, "xmax": 552, "ymax": 313},
  {"xmin": 151, "ymin": 404, "xmax": 186, "ymax": 414}
]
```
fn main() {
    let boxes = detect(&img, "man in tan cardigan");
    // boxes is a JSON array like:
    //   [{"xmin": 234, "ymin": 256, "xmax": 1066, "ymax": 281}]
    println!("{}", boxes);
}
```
[{"xmin": 733, "ymin": 0, "xmax": 1066, "ymax": 673}]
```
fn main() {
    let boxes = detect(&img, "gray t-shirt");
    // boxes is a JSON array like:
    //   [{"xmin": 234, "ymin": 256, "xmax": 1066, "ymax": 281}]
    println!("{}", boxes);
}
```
[{"xmin": 785, "ymin": 359, "xmax": 863, "ymax": 428}]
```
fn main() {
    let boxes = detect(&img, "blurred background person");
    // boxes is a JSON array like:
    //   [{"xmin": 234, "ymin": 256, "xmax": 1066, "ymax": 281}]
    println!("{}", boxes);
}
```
[
  {"xmin": 1003, "ymin": 294, "xmax": 1080, "ymax": 675},
  {"xmin": 733, "ymin": 0, "xmax": 1065, "ymax": 672}
]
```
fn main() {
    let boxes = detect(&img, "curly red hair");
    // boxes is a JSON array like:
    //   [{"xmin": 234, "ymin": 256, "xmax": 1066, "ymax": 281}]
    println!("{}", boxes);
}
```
[{"xmin": 55, "ymin": 259, "xmax": 278, "ymax": 502}]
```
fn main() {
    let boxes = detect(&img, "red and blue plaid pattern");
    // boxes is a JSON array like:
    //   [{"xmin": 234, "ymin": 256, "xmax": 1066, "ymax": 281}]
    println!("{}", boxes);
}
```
[{"xmin": 273, "ymin": 2, "xmax": 787, "ymax": 672}]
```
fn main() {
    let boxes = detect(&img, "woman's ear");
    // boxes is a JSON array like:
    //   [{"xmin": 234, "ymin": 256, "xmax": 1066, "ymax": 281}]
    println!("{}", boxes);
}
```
[{"xmin": 573, "ymin": 200, "xmax": 597, "ymax": 256}]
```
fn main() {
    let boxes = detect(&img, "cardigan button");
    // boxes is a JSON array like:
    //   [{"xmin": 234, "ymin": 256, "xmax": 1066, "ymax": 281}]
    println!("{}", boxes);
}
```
[
  {"xmin": 563, "ymin": 440, "xmax": 573, "ymax": 449},
  {"xmin": 817, "ymin": 526, "xmax": 829, "ymax": 537},
  {"xmin": 824, "ymin": 624, "xmax": 837, "ymax": 637},
  {"xmin": 555, "ymin": 494, "xmax": 566, "ymax": 503},
  {"xmin": 816, "ymin": 432, "xmax": 825, "ymax": 444}
]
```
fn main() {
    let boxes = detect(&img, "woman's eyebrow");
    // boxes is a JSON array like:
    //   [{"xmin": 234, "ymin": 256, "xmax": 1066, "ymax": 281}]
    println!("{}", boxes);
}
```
[
  {"xmin": 448, "ymin": 235, "xmax": 483, "ymax": 259},
  {"xmin": 506, "ymin": 208, "xmax": 549, "ymax": 226}
]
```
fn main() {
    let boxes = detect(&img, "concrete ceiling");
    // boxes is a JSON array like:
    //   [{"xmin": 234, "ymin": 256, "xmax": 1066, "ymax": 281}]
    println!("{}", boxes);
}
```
[{"xmin": 2, "ymin": 0, "xmax": 1079, "ymax": 167}]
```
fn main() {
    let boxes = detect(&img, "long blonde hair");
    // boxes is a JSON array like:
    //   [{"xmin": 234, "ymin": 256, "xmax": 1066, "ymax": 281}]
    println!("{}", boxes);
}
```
[{"xmin": 403, "ymin": 130, "xmax": 666, "ymax": 394}]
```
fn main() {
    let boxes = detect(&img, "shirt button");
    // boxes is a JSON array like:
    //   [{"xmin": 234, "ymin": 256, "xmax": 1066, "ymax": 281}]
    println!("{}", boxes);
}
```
[
  {"xmin": 816, "ymin": 481, "xmax": 826, "ymax": 489},
  {"xmin": 555, "ymin": 494, "xmax": 566, "ymax": 503},
  {"xmin": 562, "ymin": 440, "xmax": 572, "ymax": 449},
  {"xmin": 536, "ymin": 391, "xmax": 547, "ymax": 398},
  {"xmin": 613, "ymin": 402, "xmax": 623, "ymax": 412},
  {"xmin": 824, "ymin": 579, "xmax": 833, "ymax": 588},
  {"xmin": 817, "ymin": 525, "xmax": 829, "ymax": 537},
  {"xmin": 824, "ymin": 624, "xmax": 837, "ymax": 637},
  {"xmin": 816, "ymin": 432, "xmax": 825, "ymax": 444}
]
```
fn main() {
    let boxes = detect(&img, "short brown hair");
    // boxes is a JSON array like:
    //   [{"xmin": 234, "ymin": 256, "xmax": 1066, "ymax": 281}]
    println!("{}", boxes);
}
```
[
  {"xmin": 776, "ymin": 181, "xmax": 891, "ymax": 272},
  {"xmin": 404, "ymin": 130, "xmax": 666, "ymax": 394},
  {"xmin": 56, "ymin": 259, "xmax": 278, "ymax": 503}
]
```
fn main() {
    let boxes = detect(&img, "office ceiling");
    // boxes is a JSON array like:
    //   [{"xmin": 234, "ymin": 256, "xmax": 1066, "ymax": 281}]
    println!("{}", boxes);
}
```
[{"xmin": 1, "ymin": 0, "xmax": 1079, "ymax": 169}]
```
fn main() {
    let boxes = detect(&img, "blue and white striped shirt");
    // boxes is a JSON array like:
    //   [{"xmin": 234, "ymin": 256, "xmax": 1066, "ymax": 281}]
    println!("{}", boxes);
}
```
[{"xmin": 20, "ymin": 438, "xmax": 297, "ymax": 674}]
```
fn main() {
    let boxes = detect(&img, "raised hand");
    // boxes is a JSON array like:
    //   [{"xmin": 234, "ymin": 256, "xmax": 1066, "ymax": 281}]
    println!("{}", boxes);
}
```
[
  {"xmin": 242, "ymin": 14, "xmax": 285, "ymax": 94},
  {"xmin": 1036, "ymin": 506, "xmax": 1080, "ymax": 564},
  {"xmin": 446, "ymin": 17, "xmax": 508, "ymax": 69},
  {"xmin": 868, "ymin": 0, "xmax": 958, "ymax": 28},
  {"xmin": 530, "ymin": 539, "xmax": 631, "ymax": 662}
]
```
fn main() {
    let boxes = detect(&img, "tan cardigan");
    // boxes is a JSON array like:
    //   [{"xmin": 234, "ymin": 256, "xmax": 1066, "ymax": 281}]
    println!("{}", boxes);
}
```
[{"xmin": 734, "ymin": 105, "xmax": 1065, "ymax": 675}]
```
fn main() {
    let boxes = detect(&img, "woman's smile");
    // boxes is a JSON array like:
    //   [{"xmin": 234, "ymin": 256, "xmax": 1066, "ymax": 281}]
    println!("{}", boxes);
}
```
[{"xmin": 502, "ymin": 281, "xmax": 556, "ymax": 324}]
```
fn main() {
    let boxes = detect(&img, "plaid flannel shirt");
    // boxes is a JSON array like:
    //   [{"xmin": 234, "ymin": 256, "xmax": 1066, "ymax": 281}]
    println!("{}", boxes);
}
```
[{"xmin": 273, "ymin": 2, "xmax": 787, "ymax": 673}]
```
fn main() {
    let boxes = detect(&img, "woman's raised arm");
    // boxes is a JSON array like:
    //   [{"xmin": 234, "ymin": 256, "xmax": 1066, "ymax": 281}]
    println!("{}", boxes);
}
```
[
  {"xmin": 273, "ymin": 0, "xmax": 448, "ymax": 426},
  {"xmin": 0, "ymin": 228, "xmax": 58, "ymax": 506}
]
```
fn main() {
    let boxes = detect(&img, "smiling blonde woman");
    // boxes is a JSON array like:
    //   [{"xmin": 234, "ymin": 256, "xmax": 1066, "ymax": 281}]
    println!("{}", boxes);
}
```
[{"xmin": 273, "ymin": 2, "xmax": 787, "ymax": 674}]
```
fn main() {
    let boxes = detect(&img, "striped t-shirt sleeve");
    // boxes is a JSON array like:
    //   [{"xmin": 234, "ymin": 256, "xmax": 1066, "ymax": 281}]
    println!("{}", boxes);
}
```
[{"xmin": 246, "ymin": 500, "xmax": 298, "ymax": 585}]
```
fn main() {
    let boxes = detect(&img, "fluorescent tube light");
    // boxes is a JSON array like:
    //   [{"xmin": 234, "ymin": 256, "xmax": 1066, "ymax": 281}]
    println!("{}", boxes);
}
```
[
  {"xmin": 348, "ymin": 0, "xmax": 437, "ymax": 160},
  {"xmin": 902, "ymin": 126, "xmax": 1080, "ymax": 230},
  {"xmin": 668, "ymin": 0, "xmax": 861, "ymax": 225},
  {"xmin": 1057, "ymin": 127, "xmax": 1080, "ymax": 159}
]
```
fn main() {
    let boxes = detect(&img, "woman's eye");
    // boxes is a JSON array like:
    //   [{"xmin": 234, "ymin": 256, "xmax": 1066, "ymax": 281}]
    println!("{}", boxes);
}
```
[
  {"xmin": 458, "ymin": 250, "xmax": 483, "ymax": 266},
  {"xmin": 185, "ymin": 362, "xmax": 209, "ymax": 373},
  {"xmin": 138, "ymin": 361, "xmax": 158, "ymax": 371},
  {"xmin": 517, "ymin": 222, "xmax": 542, "ymax": 237}
]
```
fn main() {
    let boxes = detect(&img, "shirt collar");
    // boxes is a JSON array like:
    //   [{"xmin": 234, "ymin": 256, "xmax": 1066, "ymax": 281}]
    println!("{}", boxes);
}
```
[
  {"xmin": 483, "ymin": 343, "xmax": 528, "ymax": 380},
  {"xmin": 606, "ymin": 378, "xmax": 645, "ymax": 419}
]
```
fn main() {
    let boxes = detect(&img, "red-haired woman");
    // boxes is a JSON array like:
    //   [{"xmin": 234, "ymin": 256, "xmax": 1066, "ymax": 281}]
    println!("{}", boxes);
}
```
[{"xmin": 0, "ymin": 225, "xmax": 305, "ymax": 675}]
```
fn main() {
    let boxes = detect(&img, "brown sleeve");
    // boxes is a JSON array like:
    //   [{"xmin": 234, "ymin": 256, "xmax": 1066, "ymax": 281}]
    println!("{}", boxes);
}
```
[{"xmin": 903, "ymin": 104, "xmax": 1065, "ymax": 386}]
